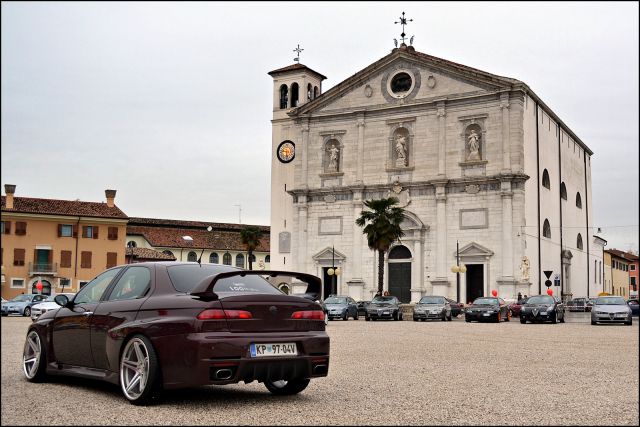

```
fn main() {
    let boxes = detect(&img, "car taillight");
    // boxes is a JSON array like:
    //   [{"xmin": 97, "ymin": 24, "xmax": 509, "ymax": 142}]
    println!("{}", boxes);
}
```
[
  {"xmin": 197, "ymin": 309, "xmax": 252, "ymax": 320},
  {"xmin": 291, "ymin": 310, "xmax": 324, "ymax": 320}
]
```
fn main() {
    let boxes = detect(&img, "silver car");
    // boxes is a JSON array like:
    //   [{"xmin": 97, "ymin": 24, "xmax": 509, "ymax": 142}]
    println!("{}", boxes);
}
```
[
  {"xmin": 413, "ymin": 296, "xmax": 452, "ymax": 321},
  {"xmin": 30, "ymin": 293, "xmax": 76, "ymax": 321},
  {"xmin": 591, "ymin": 296, "xmax": 633, "ymax": 325}
]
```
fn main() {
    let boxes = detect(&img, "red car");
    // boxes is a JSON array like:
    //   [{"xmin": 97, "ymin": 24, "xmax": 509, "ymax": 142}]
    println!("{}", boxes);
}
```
[
  {"xmin": 508, "ymin": 297, "xmax": 529, "ymax": 317},
  {"xmin": 23, "ymin": 263, "xmax": 329, "ymax": 405}
]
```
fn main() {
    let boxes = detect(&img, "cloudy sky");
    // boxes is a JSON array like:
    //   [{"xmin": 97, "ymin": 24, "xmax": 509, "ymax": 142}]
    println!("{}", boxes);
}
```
[{"xmin": 1, "ymin": 2, "xmax": 638, "ymax": 252}]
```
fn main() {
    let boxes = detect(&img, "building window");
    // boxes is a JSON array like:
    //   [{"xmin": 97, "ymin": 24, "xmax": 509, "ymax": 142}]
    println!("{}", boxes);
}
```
[
  {"xmin": 11, "ymin": 278, "xmax": 25, "ymax": 289},
  {"xmin": 291, "ymin": 83, "xmax": 299, "ymax": 107},
  {"xmin": 542, "ymin": 169, "xmax": 551, "ymax": 190},
  {"xmin": 577, "ymin": 234, "xmax": 583, "ymax": 250},
  {"xmin": 79, "ymin": 281, "xmax": 89, "ymax": 289},
  {"xmin": 81, "ymin": 251, "xmax": 92, "ymax": 268},
  {"xmin": 13, "ymin": 248, "xmax": 25, "ymax": 266},
  {"xmin": 314, "ymin": 86, "xmax": 319, "ymax": 98},
  {"xmin": 209, "ymin": 253, "xmax": 219, "ymax": 264},
  {"xmin": 59, "ymin": 224, "xmax": 73, "ymax": 237},
  {"xmin": 15, "ymin": 221, "xmax": 27, "ymax": 235},
  {"xmin": 108, "ymin": 227, "xmax": 119, "ymax": 240},
  {"xmin": 187, "ymin": 251, "xmax": 197, "ymax": 262},
  {"xmin": 127, "ymin": 241, "xmax": 137, "ymax": 248},
  {"xmin": 60, "ymin": 250, "xmax": 72, "ymax": 268},
  {"xmin": 631, "ymin": 277, "xmax": 637, "ymax": 290},
  {"xmin": 631, "ymin": 264, "xmax": 636, "ymax": 271},
  {"xmin": 265, "ymin": 255, "xmax": 270, "ymax": 263},
  {"xmin": 576, "ymin": 192, "xmax": 582, "ymax": 209},
  {"xmin": 106, "ymin": 252, "xmax": 118, "ymax": 269},
  {"xmin": 235, "ymin": 254, "xmax": 245, "ymax": 268},
  {"xmin": 390, "ymin": 72, "xmax": 412, "ymax": 94},
  {"xmin": 249, "ymin": 254, "xmax": 256, "ymax": 263},
  {"xmin": 560, "ymin": 182, "xmax": 567, "ymax": 200},
  {"xmin": 59, "ymin": 278, "xmax": 71, "ymax": 290},
  {"xmin": 307, "ymin": 83, "xmax": 312, "ymax": 101},
  {"xmin": 82, "ymin": 226, "xmax": 95, "ymax": 238},
  {"xmin": 1, "ymin": 221, "xmax": 7, "ymax": 234},
  {"xmin": 162, "ymin": 250, "xmax": 174, "ymax": 257},
  {"xmin": 223, "ymin": 252, "xmax": 232, "ymax": 265},
  {"xmin": 543, "ymin": 219, "xmax": 551, "ymax": 238},
  {"xmin": 279, "ymin": 84, "xmax": 288, "ymax": 109}
]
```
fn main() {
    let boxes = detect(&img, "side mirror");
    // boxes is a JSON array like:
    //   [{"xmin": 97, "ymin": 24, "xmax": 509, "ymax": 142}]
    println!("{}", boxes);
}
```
[{"xmin": 54, "ymin": 294, "xmax": 70, "ymax": 307}]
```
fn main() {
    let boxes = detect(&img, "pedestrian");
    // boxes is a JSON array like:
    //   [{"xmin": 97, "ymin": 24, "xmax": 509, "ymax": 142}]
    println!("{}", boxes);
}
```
[{"xmin": 517, "ymin": 292, "xmax": 522, "ymax": 302}]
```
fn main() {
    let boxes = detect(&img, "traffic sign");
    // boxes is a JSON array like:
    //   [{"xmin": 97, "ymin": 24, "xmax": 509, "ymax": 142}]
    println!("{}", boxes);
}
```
[
  {"xmin": 543, "ymin": 270, "xmax": 553, "ymax": 279},
  {"xmin": 545, "ymin": 280, "xmax": 552, "ymax": 287}
]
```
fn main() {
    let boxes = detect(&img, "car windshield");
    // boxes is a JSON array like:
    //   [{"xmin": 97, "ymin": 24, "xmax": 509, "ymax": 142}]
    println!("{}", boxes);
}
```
[
  {"xmin": 10, "ymin": 295, "xmax": 32, "ymax": 302},
  {"xmin": 418, "ymin": 297, "xmax": 445, "ymax": 304},
  {"xmin": 371, "ymin": 297, "xmax": 396, "ymax": 304},
  {"xmin": 595, "ymin": 297, "xmax": 626, "ymax": 305},
  {"xmin": 527, "ymin": 296, "xmax": 555, "ymax": 305},
  {"xmin": 325, "ymin": 297, "xmax": 347, "ymax": 304},
  {"xmin": 473, "ymin": 298, "xmax": 498, "ymax": 305}
]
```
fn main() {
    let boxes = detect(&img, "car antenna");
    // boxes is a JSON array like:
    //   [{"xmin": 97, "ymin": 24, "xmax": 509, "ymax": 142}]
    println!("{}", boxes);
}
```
[{"xmin": 197, "ymin": 226, "xmax": 213, "ymax": 267}]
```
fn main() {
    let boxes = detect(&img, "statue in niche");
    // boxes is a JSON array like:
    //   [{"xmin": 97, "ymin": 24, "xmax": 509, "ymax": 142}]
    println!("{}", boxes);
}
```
[
  {"xmin": 326, "ymin": 143, "xmax": 340, "ymax": 172},
  {"xmin": 520, "ymin": 256, "xmax": 530, "ymax": 282},
  {"xmin": 395, "ymin": 134, "xmax": 408, "ymax": 167},
  {"xmin": 467, "ymin": 128, "xmax": 481, "ymax": 161}
]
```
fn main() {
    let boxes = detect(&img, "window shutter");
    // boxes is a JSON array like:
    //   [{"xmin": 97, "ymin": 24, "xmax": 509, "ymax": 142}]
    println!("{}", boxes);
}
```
[
  {"xmin": 48, "ymin": 250, "xmax": 53, "ymax": 264},
  {"xmin": 16, "ymin": 222, "xmax": 27, "ymax": 235},
  {"xmin": 58, "ymin": 224, "xmax": 63, "ymax": 237},
  {"xmin": 33, "ymin": 249, "xmax": 38, "ymax": 266},
  {"xmin": 72, "ymin": 225, "xmax": 78, "ymax": 238},
  {"xmin": 61, "ymin": 251, "xmax": 72, "ymax": 268},
  {"xmin": 106, "ymin": 252, "xmax": 117, "ymax": 268},
  {"xmin": 14, "ymin": 248, "xmax": 25, "ymax": 266},
  {"xmin": 82, "ymin": 226, "xmax": 88, "ymax": 238},
  {"xmin": 5, "ymin": 221, "xmax": 11, "ymax": 234},
  {"xmin": 93, "ymin": 226, "xmax": 99, "ymax": 239},
  {"xmin": 81, "ymin": 251, "xmax": 92, "ymax": 268},
  {"xmin": 108, "ymin": 227, "xmax": 118, "ymax": 240}
]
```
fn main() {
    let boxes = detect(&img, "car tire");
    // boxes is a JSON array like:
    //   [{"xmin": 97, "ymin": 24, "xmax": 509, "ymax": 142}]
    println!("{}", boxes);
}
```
[
  {"xmin": 23, "ymin": 330, "xmax": 47, "ymax": 383},
  {"xmin": 1, "ymin": 313, "xmax": 8, "ymax": 317},
  {"xmin": 120, "ymin": 335, "xmax": 161, "ymax": 406},
  {"xmin": 399, "ymin": 312, "xmax": 403, "ymax": 321},
  {"xmin": 23, "ymin": 307, "xmax": 31, "ymax": 317},
  {"xmin": 265, "ymin": 378, "xmax": 310, "ymax": 396},
  {"xmin": 365, "ymin": 315, "xmax": 370, "ymax": 322},
  {"xmin": 447, "ymin": 313, "xmax": 452, "ymax": 321},
  {"xmin": 413, "ymin": 316, "xmax": 418, "ymax": 322},
  {"xmin": 324, "ymin": 313, "xmax": 328, "ymax": 325},
  {"xmin": 441, "ymin": 313, "xmax": 446, "ymax": 322},
  {"xmin": 625, "ymin": 318, "xmax": 632, "ymax": 326},
  {"xmin": 465, "ymin": 317, "xmax": 471, "ymax": 323},
  {"xmin": 353, "ymin": 312, "xmax": 359, "ymax": 321},
  {"xmin": 520, "ymin": 317, "xmax": 526, "ymax": 324},
  {"xmin": 591, "ymin": 320, "xmax": 597, "ymax": 325},
  {"xmin": 343, "ymin": 312, "xmax": 348, "ymax": 321},
  {"xmin": 551, "ymin": 312, "xmax": 558, "ymax": 324}
]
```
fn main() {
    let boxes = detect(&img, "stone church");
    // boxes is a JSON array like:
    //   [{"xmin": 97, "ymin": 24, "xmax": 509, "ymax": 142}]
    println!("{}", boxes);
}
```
[{"xmin": 268, "ymin": 41, "xmax": 605, "ymax": 303}]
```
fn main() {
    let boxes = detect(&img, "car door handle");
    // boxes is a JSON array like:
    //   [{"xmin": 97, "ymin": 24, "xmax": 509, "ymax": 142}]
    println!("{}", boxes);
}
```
[{"xmin": 83, "ymin": 312, "xmax": 94, "ymax": 316}]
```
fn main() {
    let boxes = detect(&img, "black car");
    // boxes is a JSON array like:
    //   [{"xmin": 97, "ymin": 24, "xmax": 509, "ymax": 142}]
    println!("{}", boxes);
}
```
[
  {"xmin": 445, "ymin": 298, "xmax": 465, "ymax": 317},
  {"xmin": 324, "ymin": 296, "xmax": 358, "ymax": 320},
  {"xmin": 356, "ymin": 300, "xmax": 370, "ymax": 316},
  {"xmin": 567, "ymin": 297, "xmax": 589, "ymax": 312},
  {"xmin": 628, "ymin": 299, "xmax": 640, "ymax": 316},
  {"xmin": 520, "ymin": 295, "xmax": 565, "ymax": 324},
  {"xmin": 464, "ymin": 297, "xmax": 510, "ymax": 323},
  {"xmin": 365, "ymin": 295, "xmax": 403, "ymax": 321}
]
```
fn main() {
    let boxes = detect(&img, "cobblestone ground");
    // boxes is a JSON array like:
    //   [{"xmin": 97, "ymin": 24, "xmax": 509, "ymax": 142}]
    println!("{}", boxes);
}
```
[{"xmin": 1, "ymin": 315, "xmax": 638, "ymax": 425}]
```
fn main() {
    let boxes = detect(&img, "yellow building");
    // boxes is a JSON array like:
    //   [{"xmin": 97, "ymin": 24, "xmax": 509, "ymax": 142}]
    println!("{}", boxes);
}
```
[
  {"xmin": 1, "ymin": 185, "xmax": 127, "ymax": 299},
  {"xmin": 604, "ymin": 249, "xmax": 632, "ymax": 298}
]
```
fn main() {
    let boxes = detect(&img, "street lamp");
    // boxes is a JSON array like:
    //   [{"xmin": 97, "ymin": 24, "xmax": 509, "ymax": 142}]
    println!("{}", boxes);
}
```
[
  {"xmin": 326, "ymin": 245, "xmax": 341, "ymax": 295},
  {"xmin": 450, "ymin": 240, "xmax": 467, "ymax": 302}
]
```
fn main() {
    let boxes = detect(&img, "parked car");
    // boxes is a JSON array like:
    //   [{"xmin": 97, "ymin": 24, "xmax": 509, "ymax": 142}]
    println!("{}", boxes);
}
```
[
  {"xmin": 586, "ymin": 298, "xmax": 597, "ymax": 312},
  {"xmin": 628, "ymin": 299, "xmax": 640, "ymax": 316},
  {"xmin": 324, "ymin": 296, "xmax": 358, "ymax": 321},
  {"xmin": 507, "ymin": 297, "xmax": 529, "ymax": 317},
  {"xmin": 365, "ymin": 295, "xmax": 403, "ymax": 321},
  {"xmin": 30, "ymin": 293, "xmax": 76, "ymax": 321},
  {"xmin": 413, "ymin": 296, "xmax": 452, "ymax": 321},
  {"xmin": 445, "ymin": 298, "xmax": 465, "ymax": 317},
  {"xmin": 591, "ymin": 296, "xmax": 632, "ymax": 325},
  {"xmin": 1, "ymin": 294, "xmax": 48, "ymax": 317},
  {"xmin": 567, "ymin": 297, "xmax": 589, "ymax": 312},
  {"xmin": 356, "ymin": 300, "xmax": 370, "ymax": 316},
  {"xmin": 23, "ymin": 263, "xmax": 329, "ymax": 405},
  {"xmin": 464, "ymin": 297, "xmax": 510, "ymax": 323},
  {"xmin": 520, "ymin": 295, "xmax": 565, "ymax": 324}
]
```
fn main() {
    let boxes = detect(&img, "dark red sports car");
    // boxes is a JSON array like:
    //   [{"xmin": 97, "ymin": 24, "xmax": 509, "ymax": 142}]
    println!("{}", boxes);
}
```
[{"xmin": 22, "ymin": 263, "xmax": 329, "ymax": 405}]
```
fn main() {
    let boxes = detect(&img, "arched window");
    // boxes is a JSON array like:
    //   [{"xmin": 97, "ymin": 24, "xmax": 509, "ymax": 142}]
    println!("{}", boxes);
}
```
[
  {"xmin": 162, "ymin": 250, "xmax": 174, "ymax": 258},
  {"xmin": 560, "ymin": 182, "xmax": 567, "ymax": 200},
  {"xmin": 127, "ymin": 241, "xmax": 137, "ymax": 248},
  {"xmin": 291, "ymin": 83, "xmax": 299, "ymax": 107},
  {"xmin": 307, "ymin": 83, "xmax": 312, "ymax": 101},
  {"xmin": 542, "ymin": 169, "xmax": 550, "ymax": 189},
  {"xmin": 576, "ymin": 192, "xmax": 582, "ymax": 209},
  {"xmin": 187, "ymin": 251, "xmax": 197, "ymax": 262},
  {"xmin": 543, "ymin": 219, "xmax": 551, "ymax": 238},
  {"xmin": 235, "ymin": 254, "xmax": 245, "ymax": 268},
  {"xmin": 279, "ymin": 84, "xmax": 288, "ymax": 109},
  {"xmin": 223, "ymin": 252, "xmax": 231, "ymax": 265},
  {"xmin": 265, "ymin": 255, "xmax": 271, "ymax": 263},
  {"xmin": 577, "ymin": 234, "xmax": 583, "ymax": 250},
  {"xmin": 314, "ymin": 86, "xmax": 319, "ymax": 98},
  {"xmin": 249, "ymin": 254, "xmax": 256, "ymax": 262},
  {"xmin": 209, "ymin": 252, "xmax": 219, "ymax": 264},
  {"xmin": 389, "ymin": 245, "xmax": 412, "ymax": 259}
]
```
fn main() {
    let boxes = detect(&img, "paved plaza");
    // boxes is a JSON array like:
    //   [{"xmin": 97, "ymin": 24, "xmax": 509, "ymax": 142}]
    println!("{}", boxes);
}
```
[{"xmin": 1, "ymin": 315, "xmax": 638, "ymax": 425}]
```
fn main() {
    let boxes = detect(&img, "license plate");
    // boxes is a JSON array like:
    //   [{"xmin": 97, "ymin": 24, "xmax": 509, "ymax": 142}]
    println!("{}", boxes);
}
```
[
  {"xmin": 383, "ymin": 311, "xmax": 389, "ymax": 315},
  {"xmin": 483, "ymin": 313, "xmax": 491, "ymax": 316},
  {"xmin": 250, "ymin": 343, "xmax": 297, "ymax": 358}
]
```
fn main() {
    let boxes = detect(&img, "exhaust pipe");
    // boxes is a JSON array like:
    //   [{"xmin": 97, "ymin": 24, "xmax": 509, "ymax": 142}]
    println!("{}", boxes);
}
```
[
  {"xmin": 312, "ymin": 364, "xmax": 328, "ymax": 376},
  {"xmin": 214, "ymin": 368, "xmax": 233, "ymax": 380}
]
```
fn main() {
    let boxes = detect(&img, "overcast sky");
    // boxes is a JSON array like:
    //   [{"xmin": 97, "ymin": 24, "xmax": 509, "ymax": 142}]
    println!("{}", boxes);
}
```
[{"xmin": 1, "ymin": 2, "xmax": 638, "ymax": 252}]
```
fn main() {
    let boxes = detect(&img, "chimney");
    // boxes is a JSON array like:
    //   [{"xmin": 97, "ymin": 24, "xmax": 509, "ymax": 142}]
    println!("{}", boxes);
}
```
[
  {"xmin": 105, "ymin": 189, "xmax": 116, "ymax": 208},
  {"xmin": 4, "ymin": 184, "xmax": 16, "ymax": 209}
]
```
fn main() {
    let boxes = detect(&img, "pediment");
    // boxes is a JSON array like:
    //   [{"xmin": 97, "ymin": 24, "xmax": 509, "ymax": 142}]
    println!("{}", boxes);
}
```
[
  {"xmin": 456, "ymin": 242, "xmax": 494, "ymax": 258},
  {"xmin": 293, "ymin": 48, "xmax": 518, "ymax": 116},
  {"xmin": 312, "ymin": 247, "xmax": 347, "ymax": 262}
]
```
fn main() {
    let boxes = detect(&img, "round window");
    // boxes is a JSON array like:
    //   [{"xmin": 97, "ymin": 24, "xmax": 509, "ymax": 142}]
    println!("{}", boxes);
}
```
[{"xmin": 391, "ymin": 72, "xmax": 413, "ymax": 94}]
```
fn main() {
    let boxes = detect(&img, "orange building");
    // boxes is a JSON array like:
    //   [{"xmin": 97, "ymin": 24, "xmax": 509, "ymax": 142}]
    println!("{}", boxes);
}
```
[{"xmin": 1, "ymin": 185, "xmax": 128, "ymax": 299}]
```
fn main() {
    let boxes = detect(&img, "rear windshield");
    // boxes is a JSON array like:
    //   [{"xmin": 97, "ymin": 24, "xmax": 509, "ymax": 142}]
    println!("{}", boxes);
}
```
[{"xmin": 167, "ymin": 264, "xmax": 282, "ymax": 296}]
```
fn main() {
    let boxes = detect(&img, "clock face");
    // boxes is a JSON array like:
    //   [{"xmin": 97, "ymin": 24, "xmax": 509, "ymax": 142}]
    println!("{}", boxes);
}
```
[{"xmin": 277, "ymin": 141, "xmax": 295, "ymax": 163}]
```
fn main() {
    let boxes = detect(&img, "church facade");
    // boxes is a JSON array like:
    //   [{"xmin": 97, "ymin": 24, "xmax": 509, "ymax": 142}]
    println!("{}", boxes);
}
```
[{"xmin": 268, "ymin": 43, "xmax": 605, "ymax": 303}]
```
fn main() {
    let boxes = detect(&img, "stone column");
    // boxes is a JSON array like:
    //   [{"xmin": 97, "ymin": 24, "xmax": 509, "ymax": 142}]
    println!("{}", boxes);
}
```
[
  {"xmin": 356, "ymin": 116, "xmax": 365, "ymax": 184},
  {"xmin": 437, "ymin": 102, "xmax": 446, "ymax": 177},
  {"xmin": 297, "ymin": 197, "xmax": 308, "ymax": 272},
  {"xmin": 351, "ymin": 190, "xmax": 364, "ymax": 281},
  {"xmin": 496, "ymin": 181, "xmax": 516, "ymax": 297},
  {"xmin": 301, "ymin": 123, "xmax": 310, "ymax": 189},
  {"xmin": 411, "ymin": 237, "xmax": 423, "ymax": 302},
  {"xmin": 500, "ymin": 93, "xmax": 511, "ymax": 172},
  {"xmin": 431, "ymin": 183, "xmax": 449, "ymax": 295}
]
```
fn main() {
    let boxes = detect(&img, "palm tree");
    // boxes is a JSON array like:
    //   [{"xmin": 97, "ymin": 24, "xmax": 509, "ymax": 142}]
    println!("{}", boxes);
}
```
[
  {"xmin": 355, "ymin": 197, "xmax": 405, "ymax": 296},
  {"xmin": 239, "ymin": 226, "xmax": 263, "ymax": 270}
]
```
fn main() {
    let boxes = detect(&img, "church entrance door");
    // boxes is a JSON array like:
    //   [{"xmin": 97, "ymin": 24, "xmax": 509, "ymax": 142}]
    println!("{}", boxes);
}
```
[
  {"xmin": 465, "ymin": 264, "xmax": 484, "ymax": 303},
  {"xmin": 389, "ymin": 263, "xmax": 411, "ymax": 303}
]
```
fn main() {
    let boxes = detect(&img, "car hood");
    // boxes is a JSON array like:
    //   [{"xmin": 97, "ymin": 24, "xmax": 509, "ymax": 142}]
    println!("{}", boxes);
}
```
[
  {"xmin": 522, "ymin": 304, "xmax": 554, "ymax": 310},
  {"xmin": 32, "ymin": 302, "xmax": 62, "ymax": 310},
  {"xmin": 594, "ymin": 305, "xmax": 629, "ymax": 313},
  {"xmin": 369, "ymin": 304, "xmax": 396, "ymax": 309}
]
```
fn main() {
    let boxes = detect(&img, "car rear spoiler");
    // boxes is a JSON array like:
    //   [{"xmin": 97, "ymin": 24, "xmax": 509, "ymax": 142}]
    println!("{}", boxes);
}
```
[{"xmin": 190, "ymin": 270, "xmax": 322, "ymax": 301}]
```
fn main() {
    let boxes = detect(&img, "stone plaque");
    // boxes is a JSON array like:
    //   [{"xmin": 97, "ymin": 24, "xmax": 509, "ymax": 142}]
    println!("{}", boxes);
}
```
[
  {"xmin": 318, "ymin": 216, "xmax": 343, "ymax": 235},
  {"xmin": 279, "ymin": 231, "xmax": 291, "ymax": 253},
  {"xmin": 460, "ymin": 208, "xmax": 488, "ymax": 229}
]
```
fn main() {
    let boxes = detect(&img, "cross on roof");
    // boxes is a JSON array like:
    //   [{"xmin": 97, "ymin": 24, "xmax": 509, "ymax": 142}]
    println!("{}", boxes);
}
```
[
  {"xmin": 293, "ymin": 44, "xmax": 304, "ymax": 62},
  {"xmin": 394, "ymin": 11, "xmax": 413, "ymax": 44}
]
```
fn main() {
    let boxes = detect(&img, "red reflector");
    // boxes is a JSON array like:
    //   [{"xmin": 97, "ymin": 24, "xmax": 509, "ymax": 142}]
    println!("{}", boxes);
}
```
[
  {"xmin": 291, "ymin": 310, "xmax": 324, "ymax": 320},
  {"xmin": 197, "ymin": 309, "xmax": 252, "ymax": 320}
]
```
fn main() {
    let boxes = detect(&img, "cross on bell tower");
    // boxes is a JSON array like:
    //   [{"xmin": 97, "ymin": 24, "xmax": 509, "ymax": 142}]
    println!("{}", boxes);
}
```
[
  {"xmin": 394, "ymin": 11, "xmax": 413, "ymax": 45},
  {"xmin": 293, "ymin": 44, "xmax": 304, "ymax": 62}
]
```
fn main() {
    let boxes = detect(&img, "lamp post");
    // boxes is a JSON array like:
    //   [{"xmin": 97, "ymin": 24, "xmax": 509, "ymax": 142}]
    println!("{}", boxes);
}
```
[
  {"xmin": 326, "ymin": 245, "xmax": 341, "ymax": 295},
  {"xmin": 450, "ymin": 240, "xmax": 467, "ymax": 302}
]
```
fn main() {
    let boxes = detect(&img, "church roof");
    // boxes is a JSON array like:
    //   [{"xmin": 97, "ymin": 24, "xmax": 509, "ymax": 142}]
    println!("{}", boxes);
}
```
[{"xmin": 268, "ymin": 63, "xmax": 327, "ymax": 80}]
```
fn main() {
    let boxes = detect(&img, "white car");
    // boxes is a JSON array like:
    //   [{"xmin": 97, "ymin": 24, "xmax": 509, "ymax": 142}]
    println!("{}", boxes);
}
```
[{"xmin": 30, "ymin": 293, "xmax": 76, "ymax": 321}]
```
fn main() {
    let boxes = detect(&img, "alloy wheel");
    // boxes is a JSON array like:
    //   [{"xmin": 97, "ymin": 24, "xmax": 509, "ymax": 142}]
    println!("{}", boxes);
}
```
[
  {"xmin": 23, "ymin": 331, "xmax": 41, "ymax": 379},
  {"xmin": 120, "ymin": 338, "xmax": 151, "ymax": 401}
]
